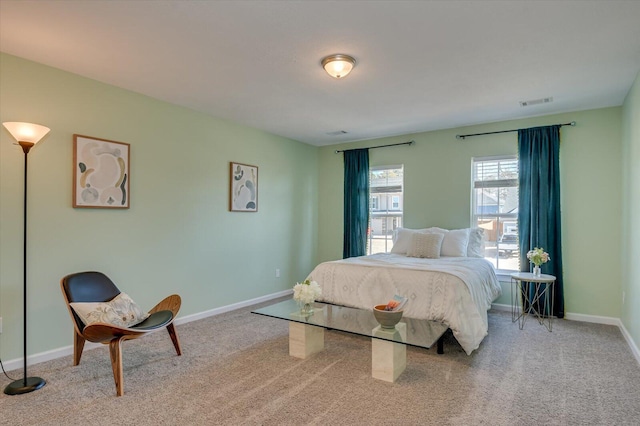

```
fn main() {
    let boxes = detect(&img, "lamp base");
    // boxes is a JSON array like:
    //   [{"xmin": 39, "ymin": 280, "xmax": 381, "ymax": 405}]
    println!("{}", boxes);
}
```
[{"xmin": 3, "ymin": 376, "xmax": 46, "ymax": 395}]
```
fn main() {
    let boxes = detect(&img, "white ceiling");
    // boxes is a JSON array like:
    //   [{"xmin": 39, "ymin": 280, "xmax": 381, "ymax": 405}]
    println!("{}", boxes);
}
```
[{"xmin": 1, "ymin": 1, "xmax": 639, "ymax": 146}]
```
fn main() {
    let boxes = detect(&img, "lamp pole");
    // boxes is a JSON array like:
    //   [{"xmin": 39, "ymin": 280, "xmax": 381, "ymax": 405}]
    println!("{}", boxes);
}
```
[{"xmin": 3, "ymin": 123, "xmax": 49, "ymax": 395}]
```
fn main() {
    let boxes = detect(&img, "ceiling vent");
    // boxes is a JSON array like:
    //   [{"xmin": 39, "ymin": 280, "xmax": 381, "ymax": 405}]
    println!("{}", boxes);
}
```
[
  {"xmin": 326, "ymin": 130, "xmax": 348, "ymax": 136},
  {"xmin": 520, "ymin": 97, "xmax": 553, "ymax": 107}
]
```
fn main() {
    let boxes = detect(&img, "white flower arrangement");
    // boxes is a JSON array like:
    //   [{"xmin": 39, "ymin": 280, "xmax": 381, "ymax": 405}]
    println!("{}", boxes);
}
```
[
  {"xmin": 293, "ymin": 279, "xmax": 322, "ymax": 305},
  {"xmin": 526, "ymin": 247, "xmax": 550, "ymax": 267}
]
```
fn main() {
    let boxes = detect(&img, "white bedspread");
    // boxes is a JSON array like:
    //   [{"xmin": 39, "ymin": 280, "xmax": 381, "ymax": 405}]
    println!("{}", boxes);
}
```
[{"xmin": 307, "ymin": 253, "xmax": 502, "ymax": 355}]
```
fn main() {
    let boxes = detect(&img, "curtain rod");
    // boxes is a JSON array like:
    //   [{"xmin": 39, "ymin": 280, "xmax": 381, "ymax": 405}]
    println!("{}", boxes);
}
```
[
  {"xmin": 334, "ymin": 140, "xmax": 414, "ymax": 154},
  {"xmin": 455, "ymin": 121, "xmax": 576, "ymax": 140}
]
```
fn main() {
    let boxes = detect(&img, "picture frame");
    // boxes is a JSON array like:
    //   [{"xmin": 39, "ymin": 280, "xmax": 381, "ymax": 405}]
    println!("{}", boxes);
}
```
[
  {"xmin": 73, "ymin": 134, "xmax": 130, "ymax": 209},
  {"xmin": 229, "ymin": 162, "xmax": 258, "ymax": 212}
]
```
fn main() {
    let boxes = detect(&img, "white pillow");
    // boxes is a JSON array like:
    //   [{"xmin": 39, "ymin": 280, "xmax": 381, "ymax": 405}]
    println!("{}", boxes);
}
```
[
  {"xmin": 407, "ymin": 233, "xmax": 444, "ymax": 259},
  {"xmin": 425, "ymin": 227, "xmax": 470, "ymax": 257},
  {"xmin": 425, "ymin": 227, "xmax": 449, "ymax": 234},
  {"xmin": 441, "ymin": 228, "xmax": 470, "ymax": 256},
  {"xmin": 391, "ymin": 228, "xmax": 425, "ymax": 254},
  {"xmin": 70, "ymin": 292, "xmax": 150, "ymax": 328},
  {"xmin": 467, "ymin": 227, "xmax": 485, "ymax": 258}
]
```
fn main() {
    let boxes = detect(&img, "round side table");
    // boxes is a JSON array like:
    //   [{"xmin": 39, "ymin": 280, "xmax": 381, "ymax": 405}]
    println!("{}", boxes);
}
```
[{"xmin": 510, "ymin": 272, "xmax": 556, "ymax": 332}]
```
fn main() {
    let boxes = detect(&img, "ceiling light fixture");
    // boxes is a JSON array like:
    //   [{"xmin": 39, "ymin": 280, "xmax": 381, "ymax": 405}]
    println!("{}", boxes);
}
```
[{"xmin": 321, "ymin": 54, "xmax": 356, "ymax": 79}]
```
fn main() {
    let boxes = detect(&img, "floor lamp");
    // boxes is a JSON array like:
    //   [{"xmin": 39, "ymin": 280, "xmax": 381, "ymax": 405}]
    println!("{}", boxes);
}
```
[{"xmin": 3, "ymin": 122, "xmax": 50, "ymax": 395}]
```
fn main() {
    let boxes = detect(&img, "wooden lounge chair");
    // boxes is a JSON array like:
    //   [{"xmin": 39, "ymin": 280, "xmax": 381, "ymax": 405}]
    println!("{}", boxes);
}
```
[{"xmin": 60, "ymin": 271, "xmax": 182, "ymax": 396}]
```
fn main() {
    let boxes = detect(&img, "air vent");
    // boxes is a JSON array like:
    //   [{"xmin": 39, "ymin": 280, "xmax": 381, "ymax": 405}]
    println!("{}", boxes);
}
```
[
  {"xmin": 326, "ymin": 130, "xmax": 348, "ymax": 136},
  {"xmin": 520, "ymin": 97, "xmax": 553, "ymax": 107}
]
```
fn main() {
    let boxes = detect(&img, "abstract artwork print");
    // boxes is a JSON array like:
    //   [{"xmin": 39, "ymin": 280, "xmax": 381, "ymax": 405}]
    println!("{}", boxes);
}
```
[
  {"xmin": 73, "ymin": 135, "xmax": 130, "ymax": 208},
  {"xmin": 230, "ymin": 162, "xmax": 258, "ymax": 212}
]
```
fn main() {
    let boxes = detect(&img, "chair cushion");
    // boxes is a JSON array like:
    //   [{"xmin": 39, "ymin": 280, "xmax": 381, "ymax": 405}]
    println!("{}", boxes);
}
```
[
  {"xmin": 70, "ymin": 292, "xmax": 150, "ymax": 328},
  {"xmin": 63, "ymin": 271, "xmax": 121, "ymax": 303},
  {"xmin": 130, "ymin": 310, "xmax": 173, "ymax": 331}
]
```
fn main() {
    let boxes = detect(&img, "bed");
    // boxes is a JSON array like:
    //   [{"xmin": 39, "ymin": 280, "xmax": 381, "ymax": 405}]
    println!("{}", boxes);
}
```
[{"xmin": 307, "ymin": 227, "xmax": 502, "ymax": 355}]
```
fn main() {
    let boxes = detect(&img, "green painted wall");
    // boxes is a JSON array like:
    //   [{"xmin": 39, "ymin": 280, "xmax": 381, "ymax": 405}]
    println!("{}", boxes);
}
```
[
  {"xmin": 0, "ymin": 53, "xmax": 318, "ymax": 361},
  {"xmin": 318, "ymin": 108, "xmax": 623, "ymax": 318},
  {"xmin": 1, "ymin": 50, "xmax": 634, "ymax": 364},
  {"xmin": 621, "ymin": 70, "xmax": 640, "ymax": 348}
]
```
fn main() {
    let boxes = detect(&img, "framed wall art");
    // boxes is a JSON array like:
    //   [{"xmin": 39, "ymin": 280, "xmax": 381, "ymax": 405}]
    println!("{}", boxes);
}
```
[
  {"xmin": 73, "ymin": 134, "xmax": 130, "ymax": 209},
  {"xmin": 229, "ymin": 162, "xmax": 258, "ymax": 212}
]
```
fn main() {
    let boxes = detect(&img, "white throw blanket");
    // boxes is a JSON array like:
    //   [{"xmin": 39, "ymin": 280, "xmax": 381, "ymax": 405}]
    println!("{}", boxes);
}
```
[{"xmin": 307, "ymin": 253, "xmax": 502, "ymax": 355}]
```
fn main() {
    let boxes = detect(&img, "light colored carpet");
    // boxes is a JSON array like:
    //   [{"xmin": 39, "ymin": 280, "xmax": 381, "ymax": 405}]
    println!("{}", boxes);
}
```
[{"xmin": 1, "ymin": 299, "xmax": 639, "ymax": 425}]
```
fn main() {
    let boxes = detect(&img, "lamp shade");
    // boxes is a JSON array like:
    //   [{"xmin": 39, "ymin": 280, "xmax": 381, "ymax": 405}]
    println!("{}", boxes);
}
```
[
  {"xmin": 3, "ymin": 122, "xmax": 50, "ymax": 144},
  {"xmin": 321, "ymin": 54, "xmax": 356, "ymax": 79}
]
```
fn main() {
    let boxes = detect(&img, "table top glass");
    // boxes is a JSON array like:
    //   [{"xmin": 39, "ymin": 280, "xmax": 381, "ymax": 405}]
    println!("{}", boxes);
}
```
[{"xmin": 252, "ymin": 299, "xmax": 448, "ymax": 350}]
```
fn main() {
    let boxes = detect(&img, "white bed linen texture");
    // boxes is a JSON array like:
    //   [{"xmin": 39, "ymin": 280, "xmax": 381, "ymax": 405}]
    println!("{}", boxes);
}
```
[{"xmin": 307, "ymin": 253, "xmax": 501, "ymax": 355}]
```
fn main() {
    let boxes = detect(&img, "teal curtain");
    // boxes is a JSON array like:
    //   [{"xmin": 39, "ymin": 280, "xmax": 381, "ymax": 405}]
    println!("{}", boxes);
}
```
[
  {"xmin": 343, "ymin": 149, "xmax": 369, "ymax": 258},
  {"xmin": 518, "ymin": 125, "xmax": 564, "ymax": 318}
]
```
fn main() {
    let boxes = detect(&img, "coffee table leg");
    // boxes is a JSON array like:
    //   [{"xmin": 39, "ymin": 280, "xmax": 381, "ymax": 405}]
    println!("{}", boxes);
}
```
[
  {"xmin": 371, "ymin": 324, "xmax": 407, "ymax": 382},
  {"xmin": 289, "ymin": 322, "xmax": 324, "ymax": 359}
]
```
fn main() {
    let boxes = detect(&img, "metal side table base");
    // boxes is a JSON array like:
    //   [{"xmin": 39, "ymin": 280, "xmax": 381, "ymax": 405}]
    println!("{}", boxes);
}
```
[{"xmin": 511, "ymin": 272, "xmax": 556, "ymax": 332}]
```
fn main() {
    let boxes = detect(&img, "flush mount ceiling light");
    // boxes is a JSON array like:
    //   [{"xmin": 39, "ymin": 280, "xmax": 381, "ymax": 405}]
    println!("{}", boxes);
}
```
[{"xmin": 321, "ymin": 54, "xmax": 356, "ymax": 79}]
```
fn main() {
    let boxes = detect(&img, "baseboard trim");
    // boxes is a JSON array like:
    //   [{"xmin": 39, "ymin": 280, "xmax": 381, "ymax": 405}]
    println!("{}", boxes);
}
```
[
  {"xmin": 491, "ymin": 303, "xmax": 639, "ymax": 365},
  {"xmin": 2, "ymin": 289, "xmax": 293, "ymax": 372},
  {"xmin": 563, "ymin": 312, "xmax": 620, "ymax": 326},
  {"xmin": 1, "ymin": 341, "xmax": 103, "ymax": 373},
  {"xmin": 173, "ymin": 289, "xmax": 292, "ymax": 326},
  {"xmin": 3, "ymin": 293, "xmax": 635, "ymax": 371},
  {"xmin": 491, "ymin": 303, "xmax": 511, "ymax": 312},
  {"xmin": 618, "ymin": 320, "xmax": 640, "ymax": 365}
]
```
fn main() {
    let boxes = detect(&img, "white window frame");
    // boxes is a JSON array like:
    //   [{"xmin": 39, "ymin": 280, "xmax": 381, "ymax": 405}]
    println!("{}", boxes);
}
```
[
  {"xmin": 391, "ymin": 195, "xmax": 400, "ymax": 209},
  {"xmin": 368, "ymin": 165, "xmax": 403, "ymax": 255},
  {"xmin": 370, "ymin": 195, "xmax": 379, "ymax": 210},
  {"xmin": 471, "ymin": 155, "xmax": 519, "ymax": 274}
]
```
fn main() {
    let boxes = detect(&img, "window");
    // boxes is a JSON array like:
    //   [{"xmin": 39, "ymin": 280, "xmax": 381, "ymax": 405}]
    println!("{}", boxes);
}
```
[
  {"xmin": 370, "ymin": 196, "xmax": 379, "ymax": 210},
  {"xmin": 472, "ymin": 156, "xmax": 519, "ymax": 271},
  {"xmin": 368, "ymin": 165, "xmax": 403, "ymax": 255},
  {"xmin": 391, "ymin": 196, "xmax": 400, "ymax": 209}
]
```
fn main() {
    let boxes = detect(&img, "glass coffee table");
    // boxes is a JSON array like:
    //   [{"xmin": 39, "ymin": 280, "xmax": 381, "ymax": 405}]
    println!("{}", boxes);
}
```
[{"xmin": 252, "ymin": 299, "xmax": 449, "ymax": 382}]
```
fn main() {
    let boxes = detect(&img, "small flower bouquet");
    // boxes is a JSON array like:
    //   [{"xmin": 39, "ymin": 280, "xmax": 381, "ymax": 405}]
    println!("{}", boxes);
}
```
[
  {"xmin": 293, "ymin": 279, "xmax": 322, "ymax": 313},
  {"xmin": 527, "ymin": 247, "xmax": 550, "ymax": 266},
  {"xmin": 527, "ymin": 247, "xmax": 550, "ymax": 275}
]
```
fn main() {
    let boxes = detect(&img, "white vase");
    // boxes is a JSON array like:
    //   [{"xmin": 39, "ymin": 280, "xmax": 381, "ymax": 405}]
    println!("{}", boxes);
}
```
[{"xmin": 533, "ymin": 265, "xmax": 541, "ymax": 276}]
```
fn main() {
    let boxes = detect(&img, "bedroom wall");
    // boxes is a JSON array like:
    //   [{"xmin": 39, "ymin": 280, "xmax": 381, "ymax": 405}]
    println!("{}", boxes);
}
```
[
  {"xmin": 0, "ymin": 53, "xmax": 319, "ymax": 362},
  {"xmin": 621, "ymin": 70, "xmax": 640, "ymax": 351},
  {"xmin": 317, "ymin": 107, "xmax": 623, "ymax": 319}
]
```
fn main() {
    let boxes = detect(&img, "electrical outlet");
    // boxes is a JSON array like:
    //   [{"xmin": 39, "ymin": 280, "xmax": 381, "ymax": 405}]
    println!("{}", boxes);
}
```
[
  {"xmin": 275, "ymin": 268, "xmax": 280, "ymax": 278},
  {"xmin": 622, "ymin": 291, "xmax": 626, "ymax": 304}
]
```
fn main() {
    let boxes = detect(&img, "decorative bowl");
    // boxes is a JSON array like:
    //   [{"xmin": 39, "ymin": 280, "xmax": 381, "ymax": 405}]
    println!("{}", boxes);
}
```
[{"xmin": 373, "ymin": 304, "xmax": 403, "ymax": 329}]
